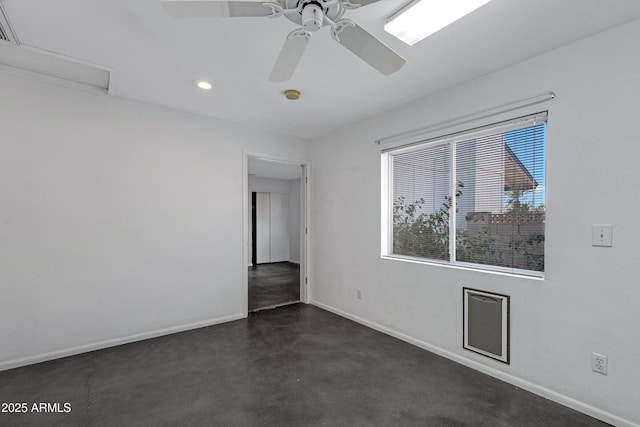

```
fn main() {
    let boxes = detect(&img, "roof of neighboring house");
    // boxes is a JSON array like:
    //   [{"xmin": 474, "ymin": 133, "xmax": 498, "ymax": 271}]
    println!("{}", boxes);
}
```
[{"xmin": 504, "ymin": 144, "xmax": 538, "ymax": 191}]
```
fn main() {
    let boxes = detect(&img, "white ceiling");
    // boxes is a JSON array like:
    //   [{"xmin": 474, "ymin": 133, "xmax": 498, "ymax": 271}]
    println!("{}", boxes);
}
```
[{"xmin": 2, "ymin": 0, "xmax": 640, "ymax": 139}]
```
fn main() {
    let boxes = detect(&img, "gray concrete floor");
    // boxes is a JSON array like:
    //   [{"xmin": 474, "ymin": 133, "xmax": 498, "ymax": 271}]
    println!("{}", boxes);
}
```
[
  {"xmin": 248, "ymin": 262, "xmax": 300, "ymax": 311},
  {"xmin": 0, "ymin": 304, "xmax": 608, "ymax": 427}
]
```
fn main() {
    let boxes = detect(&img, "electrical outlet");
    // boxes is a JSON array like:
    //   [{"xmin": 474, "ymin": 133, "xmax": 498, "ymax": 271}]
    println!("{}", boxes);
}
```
[
  {"xmin": 591, "ymin": 353, "xmax": 608, "ymax": 375},
  {"xmin": 356, "ymin": 289, "xmax": 362, "ymax": 300}
]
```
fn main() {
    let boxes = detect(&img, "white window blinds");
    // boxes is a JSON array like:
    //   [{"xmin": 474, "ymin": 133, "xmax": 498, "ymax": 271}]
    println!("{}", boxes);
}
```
[{"xmin": 387, "ymin": 112, "xmax": 547, "ymax": 276}]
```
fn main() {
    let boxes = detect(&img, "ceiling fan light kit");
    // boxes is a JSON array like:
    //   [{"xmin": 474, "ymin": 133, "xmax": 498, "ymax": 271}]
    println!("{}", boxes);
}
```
[{"xmin": 162, "ymin": 0, "xmax": 406, "ymax": 82}]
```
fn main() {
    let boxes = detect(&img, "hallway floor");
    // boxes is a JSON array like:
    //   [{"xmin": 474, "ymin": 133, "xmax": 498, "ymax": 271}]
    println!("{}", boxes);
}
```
[
  {"xmin": 248, "ymin": 262, "xmax": 300, "ymax": 311},
  {"xmin": 0, "ymin": 304, "xmax": 608, "ymax": 427}
]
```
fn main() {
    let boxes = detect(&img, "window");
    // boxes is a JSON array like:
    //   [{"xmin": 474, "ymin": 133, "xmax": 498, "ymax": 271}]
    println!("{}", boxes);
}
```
[{"xmin": 383, "ymin": 112, "xmax": 547, "ymax": 277}]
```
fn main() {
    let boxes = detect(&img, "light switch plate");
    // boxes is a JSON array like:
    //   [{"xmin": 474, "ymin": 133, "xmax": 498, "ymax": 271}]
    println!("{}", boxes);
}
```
[{"xmin": 592, "ymin": 225, "xmax": 613, "ymax": 247}]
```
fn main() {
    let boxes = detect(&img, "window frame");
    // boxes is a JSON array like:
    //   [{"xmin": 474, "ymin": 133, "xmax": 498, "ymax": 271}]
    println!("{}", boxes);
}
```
[{"xmin": 381, "ymin": 112, "xmax": 547, "ymax": 279}]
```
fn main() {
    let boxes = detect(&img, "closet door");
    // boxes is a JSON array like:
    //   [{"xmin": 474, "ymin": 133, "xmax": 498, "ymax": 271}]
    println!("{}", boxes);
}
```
[
  {"xmin": 269, "ymin": 193, "xmax": 289, "ymax": 262},
  {"xmin": 255, "ymin": 192, "xmax": 271, "ymax": 264}
]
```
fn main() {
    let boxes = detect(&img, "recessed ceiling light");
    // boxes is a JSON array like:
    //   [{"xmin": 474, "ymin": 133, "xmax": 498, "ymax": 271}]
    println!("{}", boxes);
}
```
[
  {"xmin": 385, "ymin": 0, "xmax": 492, "ymax": 46},
  {"xmin": 196, "ymin": 80, "xmax": 213, "ymax": 90}
]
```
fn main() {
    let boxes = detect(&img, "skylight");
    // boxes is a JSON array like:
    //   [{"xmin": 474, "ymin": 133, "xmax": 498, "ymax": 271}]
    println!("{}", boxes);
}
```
[{"xmin": 385, "ymin": 0, "xmax": 492, "ymax": 46}]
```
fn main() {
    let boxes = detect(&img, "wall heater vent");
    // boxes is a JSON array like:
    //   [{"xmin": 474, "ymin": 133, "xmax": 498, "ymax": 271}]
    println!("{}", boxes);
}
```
[{"xmin": 463, "ymin": 288, "xmax": 510, "ymax": 364}]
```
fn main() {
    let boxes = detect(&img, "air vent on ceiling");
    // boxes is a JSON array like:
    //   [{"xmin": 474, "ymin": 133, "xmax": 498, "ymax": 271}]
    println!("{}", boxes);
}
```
[
  {"xmin": 0, "ymin": 3, "xmax": 109, "ymax": 94},
  {"xmin": 0, "ymin": 23, "xmax": 8, "ymax": 42},
  {"xmin": 0, "ymin": 43, "xmax": 111, "ymax": 94},
  {"xmin": 0, "ymin": 3, "xmax": 18, "ymax": 45}
]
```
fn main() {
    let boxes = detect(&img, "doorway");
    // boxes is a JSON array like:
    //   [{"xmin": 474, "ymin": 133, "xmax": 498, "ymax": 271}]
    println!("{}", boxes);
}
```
[{"xmin": 245, "ymin": 155, "xmax": 308, "ymax": 312}]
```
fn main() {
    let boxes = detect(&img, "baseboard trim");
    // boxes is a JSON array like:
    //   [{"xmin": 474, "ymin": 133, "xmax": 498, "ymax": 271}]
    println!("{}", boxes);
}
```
[
  {"xmin": 311, "ymin": 301, "xmax": 638, "ymax": 427},
  {"xmin": 0, "ymin": 313, "xmax": 246, "ymax": 372}
]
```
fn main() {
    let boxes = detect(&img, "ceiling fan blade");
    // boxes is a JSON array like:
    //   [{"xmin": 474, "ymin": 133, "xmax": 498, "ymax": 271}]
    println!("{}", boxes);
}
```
[
  {"xmin": 334, "ymin": 21, "xmax": 405, "ymax": 75},
  {"xmin": 269, "ymin": 30, "xmax": 311, "ymax": 82},
  {"xmin": 344, "ymin": 0, "xmax": 382, "ymax": 7},
  {"xmin": 162, "ymin": 0, "xmax": 281, "ymax": 18}
]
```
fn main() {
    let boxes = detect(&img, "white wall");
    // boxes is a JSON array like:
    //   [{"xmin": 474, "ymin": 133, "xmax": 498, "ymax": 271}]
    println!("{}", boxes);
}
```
[
  {"xmin": 248, "ymin": 176, "xmax": 301, "ymax": 264},
  {"xmin": 0, "ymin": 74, "xmax": 308, "ymax": 369},
  {"xmin": 309, "ymin": 19, "xmax": 640, "ymax": 426}
]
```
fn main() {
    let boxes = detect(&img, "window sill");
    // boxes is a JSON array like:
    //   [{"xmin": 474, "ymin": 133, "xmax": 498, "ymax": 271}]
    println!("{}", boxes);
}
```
[{"xmin": 381, "ymin": 254, "xmax": 545, "ymax": 281}]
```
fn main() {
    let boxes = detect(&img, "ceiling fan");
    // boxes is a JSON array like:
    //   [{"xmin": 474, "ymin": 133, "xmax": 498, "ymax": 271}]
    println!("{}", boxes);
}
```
[{"xmin": 162, "ymin": 0, "xmax": 406, "ymax": 82}]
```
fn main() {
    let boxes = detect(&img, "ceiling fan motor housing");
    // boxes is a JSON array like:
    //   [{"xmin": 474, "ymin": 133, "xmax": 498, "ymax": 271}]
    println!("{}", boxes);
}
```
[
  {"xmin": 302, "ymin": 3, "xmax": 323, "ymax": 32},
  {"xmin": 283, "ymin": 0, "xmax": 344, "ymax": 29}
]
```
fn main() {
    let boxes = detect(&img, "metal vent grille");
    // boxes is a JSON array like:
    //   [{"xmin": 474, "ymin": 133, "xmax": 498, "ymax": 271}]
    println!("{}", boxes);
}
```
[
  {"xmin": 0, "ymin": 24, "xmax": 9, "ymax": 42},
  {"xmin": 463, "ymin": 288, "xmax": 510, "ymax": 364},
  {"xmin": 0, "ymin": 4, "xmax": 17, "ymax": 44}
]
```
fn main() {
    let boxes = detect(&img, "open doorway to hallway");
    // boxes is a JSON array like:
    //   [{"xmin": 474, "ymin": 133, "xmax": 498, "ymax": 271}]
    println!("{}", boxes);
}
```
[
  {"xmin": 247, "ymin": 156, "xmax": 305, "ymax": 312},
  {"xmin": 248, "ymin": 262, "xmax": 299, "ymax": 311}
]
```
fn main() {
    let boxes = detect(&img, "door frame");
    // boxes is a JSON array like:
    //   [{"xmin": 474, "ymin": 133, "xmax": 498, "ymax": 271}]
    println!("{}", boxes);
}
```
[{"xmin": 242, "ymin": 151, "xmax": 311, "ymax": 316}]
